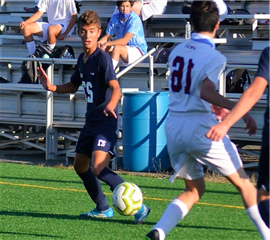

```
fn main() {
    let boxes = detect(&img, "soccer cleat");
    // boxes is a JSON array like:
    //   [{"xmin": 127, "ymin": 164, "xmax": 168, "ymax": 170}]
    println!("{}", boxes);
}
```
[
  {"xmin": 79, "ymin": 207, "xmax": 114, "ymax": 218},
  {"xmin": 145, "ymin": 229, "xmax": 160, "ymax": 240},
  {"xmin": 134, "ymin": 204, "xmax": 151, "ymax": 224},
  {"xmin": 23, "ymin": 6, "xmax": 39, "ymax": 13}
]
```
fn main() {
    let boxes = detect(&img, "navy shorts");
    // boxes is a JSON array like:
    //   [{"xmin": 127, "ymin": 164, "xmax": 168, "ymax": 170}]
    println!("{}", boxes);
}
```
[
  {"xmin": 257, "ymin": 107, "xmax": 270, "ymax": 192},
  {"xmin": 75, "ymin": 124, "xmax": 118, "ymax": 159}
]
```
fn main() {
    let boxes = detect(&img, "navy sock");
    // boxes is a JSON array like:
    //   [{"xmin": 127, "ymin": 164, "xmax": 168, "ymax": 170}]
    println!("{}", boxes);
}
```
[
  {"xmin": 258, "ymin": 199, "xmax": 269, "ymax": 227},
  {"xmin": 97, "ymin": 167, "xmax": 124, "ymax": 192},
  {"xmin": 77, "ymin": 168, "xmax": 109, "ymax": 211}
]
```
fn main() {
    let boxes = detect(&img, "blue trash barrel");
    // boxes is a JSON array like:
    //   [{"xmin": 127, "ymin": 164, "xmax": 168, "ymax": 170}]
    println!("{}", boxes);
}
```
[{"xmin": 122, "ymin": 91, "xmax": 170, "ymax": 172}]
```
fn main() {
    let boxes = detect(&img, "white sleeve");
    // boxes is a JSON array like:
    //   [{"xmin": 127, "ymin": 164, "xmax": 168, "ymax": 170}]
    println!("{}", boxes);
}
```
[
  {"xmin": 213, "ymin": 0, "xmax": 228, "ymax": 15},
  {"xmin": 205, "ymin": 55, "xmax": 226, "ymax": 88},
  {"xmin": 37, "ymin": 0, "xmax": 46, "ymax": 12}
]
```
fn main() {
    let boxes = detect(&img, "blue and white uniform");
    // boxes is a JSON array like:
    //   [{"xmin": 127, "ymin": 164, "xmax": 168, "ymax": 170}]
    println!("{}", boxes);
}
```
[
  {"xmin": 255, "ymin": 47, "xmax": 269, "ymax": 191},
  {"xmin": 71, "ymin": 48, "xmax": 118, "ymax": 157},
  {"xmin": 166, "ymin": 33, "xmax": 243, "ymax": 182}
]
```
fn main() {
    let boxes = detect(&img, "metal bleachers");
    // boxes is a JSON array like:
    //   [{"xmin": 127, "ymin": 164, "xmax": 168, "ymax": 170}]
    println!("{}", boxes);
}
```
[{"xmin": 0, "ymin": 0, "xmax": 269, "ymax": 168}]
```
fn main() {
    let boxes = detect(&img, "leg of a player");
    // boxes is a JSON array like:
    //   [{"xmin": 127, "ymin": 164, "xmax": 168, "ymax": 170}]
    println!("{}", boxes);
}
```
[
  {"xmin": 74, "ymin": 152, "xmax": 111, "ymax": 212},
  {"xmin": 257, "ymin": 144, "xmax": 270, "ymax": 228},
  {"xmin": 147, "ymin": 177, "xmax": 205, "ymax": 240},
  {"xmin": 225, "ymin": 167, "xmax": 269, "ymax": 239},
  {"xmin": 91, "ymin": 150, "xmax": 124, "ymax": 192}
]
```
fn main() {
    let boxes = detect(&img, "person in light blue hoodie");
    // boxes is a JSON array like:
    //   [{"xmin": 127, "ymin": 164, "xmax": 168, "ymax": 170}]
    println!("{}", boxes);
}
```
[{"xmin": 98, "ymin": 1, "xmax": 148, "ymax": 70}]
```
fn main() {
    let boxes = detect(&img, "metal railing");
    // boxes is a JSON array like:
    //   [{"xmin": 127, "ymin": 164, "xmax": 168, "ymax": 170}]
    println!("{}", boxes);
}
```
[{"xmin": 0, "ymin": 47, "xmax": 158, "ymax": 159}]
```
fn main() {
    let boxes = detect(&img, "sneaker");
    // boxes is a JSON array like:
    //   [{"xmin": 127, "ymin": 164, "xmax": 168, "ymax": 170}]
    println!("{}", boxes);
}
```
[
  {"xmin": 145, "ymin": 229, "xmax": 160, "ymax": 240},
  {"xmin": 23, "ymin": 6, "xmax": 39, "ymax": 13},
  {"xmin": 79, "ymin": 207, "xmax": 114, "ymax": 218},
  {"xmin": 134, "ymin": 204, "xmax": 151, "ymax": 224}
]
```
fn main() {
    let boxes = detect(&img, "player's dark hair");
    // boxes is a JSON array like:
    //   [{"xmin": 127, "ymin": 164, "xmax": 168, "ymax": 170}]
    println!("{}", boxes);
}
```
[
  {"xmin": 77, "ymin": 10, "xmax": 101, "ymax": 30},
  {"xmin": 116, "ymin": 1, "xmax": 135, "ymax": 8},
  {"xmin": 190, "ymin": 1, "xmax": 219, "ymax": 33}
]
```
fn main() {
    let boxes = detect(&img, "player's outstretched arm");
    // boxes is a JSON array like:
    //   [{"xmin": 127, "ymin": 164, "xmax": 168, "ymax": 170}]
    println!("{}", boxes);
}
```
[
  {"xmin": 37, "ymin": 67, "xmax": 55, "ymax": 91},
  {"xmin": 104, "ymin": 79, "xmax": 121, "ymax": 118},
  {"xmin": 206, "ymin": 76, "xmax": 267, "ymax": 141},
  {"xmin": 37, "ymin": 67, "xmax": 79, "ymax": 93}
]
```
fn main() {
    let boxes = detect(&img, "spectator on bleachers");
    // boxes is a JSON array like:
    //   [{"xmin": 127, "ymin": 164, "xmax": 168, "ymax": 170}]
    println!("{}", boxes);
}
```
[
  {"xmin": 182, "ymin": 0, "xmax": 228, "ymax": 22},
  {"xmin": 24, "ymin": 0, "xmax": 39, "ymax": 13},
  {"xmin": 98, "ymin": 1, "xmax": 148, "ymax": 71},
  {"xmin": 20, "ymin": 0, "xmax": 77, "ymax": 55},
  {"xmin": 113, "ymin": 0, "xmax": 168, "ymax": 21}
]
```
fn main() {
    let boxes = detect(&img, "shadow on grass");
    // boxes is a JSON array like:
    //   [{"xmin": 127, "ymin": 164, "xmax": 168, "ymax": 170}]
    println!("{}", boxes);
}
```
[
  {"xmin": 0, "ymin": 210, "xmax": 142, "ymax": 225},
  {"xmin": 0, "ymin": 231, "xmax": 63, "ymax": 238},
  {"xmin": 1, "ymin": 210, "xmax": 256, "ymax": 233}
]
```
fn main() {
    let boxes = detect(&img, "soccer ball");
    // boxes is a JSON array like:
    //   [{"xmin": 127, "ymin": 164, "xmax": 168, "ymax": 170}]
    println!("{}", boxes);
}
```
[{"xmin": 112, "ymin": 182, "xmax": 143, "ymax": 216}]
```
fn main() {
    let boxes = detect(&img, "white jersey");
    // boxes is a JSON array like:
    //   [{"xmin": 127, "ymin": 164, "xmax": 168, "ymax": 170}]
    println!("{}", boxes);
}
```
[
  {"xmin": 141, "ymin": 0, "xmax": 168, "ymax": 21},
  {"xmin": 38, "ymin": 0, "xmax": 77, "ymax": 26},
  {"xmin": 168, "ymin": 35, "xmax": 226, "ymax": 113},
  {"xmin": 213, "ymin": 0, "xmax": 228, "ymax": 21}
]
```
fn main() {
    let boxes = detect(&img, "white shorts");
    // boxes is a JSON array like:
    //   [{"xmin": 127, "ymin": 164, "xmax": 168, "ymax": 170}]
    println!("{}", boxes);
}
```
[
  {"xmin": 141, "ymin": 0, "xmax": 167, "ymax": 21},
  {"xmin": 165, "ymin": 112, "xmax": 243, "ymax": 182},
  {"xmin": 120, "ymin": 46, "xmax": 143, "ymax": 65},
  {"xmin": 36, "ymin": 22, "xmax": 74, "ymax": 43}
]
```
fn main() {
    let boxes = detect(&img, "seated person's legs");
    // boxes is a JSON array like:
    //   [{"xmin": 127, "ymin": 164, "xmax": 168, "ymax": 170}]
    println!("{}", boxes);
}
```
[
  {"xmin": 46, "ymin": 24, "xmax": 62, "ymax": 50},
  {"xmin": 110, "ymin": 45, "xmax": 142, "ymax": 70},
  {"xmin": 22, "ymin": 22, "xmax": 43, "ymax": 54}
]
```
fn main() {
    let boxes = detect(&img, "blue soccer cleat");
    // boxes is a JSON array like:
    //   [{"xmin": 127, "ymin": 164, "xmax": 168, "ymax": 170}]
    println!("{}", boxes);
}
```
[
  {"xmin": 134, "ymin": 204, "xmax": 151, "ymax": 224},
  {"xmin": 145, "ymin": 229, "xmax": 160, "ymax": 240},
  {"xmin": 79, "ymin": 207, "xmax": 114, "ymax": 218}
]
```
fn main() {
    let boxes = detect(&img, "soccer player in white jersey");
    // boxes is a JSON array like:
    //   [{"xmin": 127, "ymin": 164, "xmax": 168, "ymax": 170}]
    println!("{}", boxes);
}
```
[{"xmin": 145, "ymin": 1, "xmax": 269, "ymax": 240}]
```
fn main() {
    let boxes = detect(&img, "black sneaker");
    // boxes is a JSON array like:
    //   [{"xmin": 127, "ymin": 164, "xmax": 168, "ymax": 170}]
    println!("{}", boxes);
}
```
[
  {"xmin": 145, "ymin": 229, "xmax": 160, "ymax": 240},
  {"xmin": 23, "ymin": 6, "xmax": 39, "ymax": 13}
]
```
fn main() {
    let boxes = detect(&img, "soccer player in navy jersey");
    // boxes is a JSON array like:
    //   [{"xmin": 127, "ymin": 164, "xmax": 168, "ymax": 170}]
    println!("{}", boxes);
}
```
[
  {"xmin": 145, "ymin": 2, "xmax": 269, "ymax": 240},
  {"xmin": 37, "ymin": 10, "xmax": 150, "ymax": 224},
  {"xmin": 207, "ymin": 46, "xmax": 269, "ymax": 228}
]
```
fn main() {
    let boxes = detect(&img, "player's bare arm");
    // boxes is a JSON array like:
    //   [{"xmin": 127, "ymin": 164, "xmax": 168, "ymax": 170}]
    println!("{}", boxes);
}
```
[
  {"xmin": 211, "ymin": 105, "xmax": 230, "ymax": 121},
  {"xmin": 206, "ymin": 76, "xmax": 267, "ymax": 141},
  {"xmin": 37, "ymin": 67, "xmax": 79, "ymax": 93},
  {"xmin": 103, "ymin": 80, "xmax": 121, "ymax": 118}
]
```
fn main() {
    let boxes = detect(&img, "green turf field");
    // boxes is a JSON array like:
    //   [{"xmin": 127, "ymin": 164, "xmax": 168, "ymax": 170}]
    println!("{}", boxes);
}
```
[{"xmin": 0, "ymin": 162, "xmax": 260, "ymax": 239}]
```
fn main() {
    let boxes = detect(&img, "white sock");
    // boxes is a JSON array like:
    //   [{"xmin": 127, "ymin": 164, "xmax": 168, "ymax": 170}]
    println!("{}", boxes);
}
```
[
  {"xmin": 112, "ymin": 59, "xmax": 118, "ymax": 70},
  {"xmin": 153, "ymin": 199, "xmax": 189, "ymax": 239},
  {"xmin": 47, "ymin": 43, "xmax": 56, "ymax": 50},
  {"xmin": 26, "ymin": 41, "xmax": 36, "ymax": 55},
  {"xmin": 246, "ymin": 205, "xmax": 270, "ymax": 239}
]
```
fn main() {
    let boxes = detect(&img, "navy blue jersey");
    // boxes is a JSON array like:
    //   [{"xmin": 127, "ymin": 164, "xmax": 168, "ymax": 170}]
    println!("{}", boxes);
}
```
[
  {"xmin": 71, "ymin": 47, "xmax": 118, "ymax": 127},
  {"xmin": 256, "ymin": 47, "xmax": 270, "ymax": 107}
]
